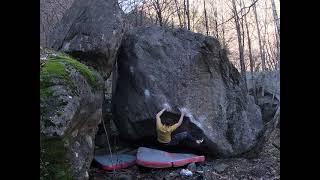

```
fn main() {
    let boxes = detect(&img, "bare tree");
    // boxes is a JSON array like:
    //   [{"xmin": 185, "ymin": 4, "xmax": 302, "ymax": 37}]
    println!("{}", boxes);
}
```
[
  {"xmin": 221, "ymin": 13, "xmax": 226, "ymax": 48},
  {"xmin": 214, "ymin": 8, "xmax": 219, "ymax": 39},
  {"xmin": 243, "ymin": 0, "xmax": 256, "ymax": 99},
  {"xmin": 186, "ymin": 0, "xmax": 191, "ymax": 30},
  {"xmin": 203, "ymin": 0, "xmax": 209, "ymax": 35},
  {"xmin": 232, "ymin": 0, "xmax": 247, "ymax": 87},
  {"xmin": 252, "ymin": 0, "xmax": 266, "ymax": 72},
  {"xmin": 252, "ymin": 0, "xmax": 266, "ymax": 95},
  {"xmin": 271, "ymin": 0, "xmax": 280, "ymax": 69},
  {"xmin": 183, "ymin": 0, "xmax": 187, "ymax": 28},
  {"xmin": 152, "ymin": 0, "xmax": 163, "ymax": 26},
  {"xmin": 271, "ymin": 0, "xmax": 280, "ymax": 37},
  {"xmin": 174, "ymin": 0, "xmax": 183, "ymax": 28}
]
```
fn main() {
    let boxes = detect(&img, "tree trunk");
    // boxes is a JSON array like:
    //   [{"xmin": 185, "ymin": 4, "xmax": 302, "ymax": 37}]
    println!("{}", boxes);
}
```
[
  {"xmin": 203, "ymin": 0, "xmax": 209, "ymax": 35},
  {"xmin": 221, "ymin": 14, "xmax": 226, "ymax": 48},
  {"xmin": 140, "ymin": 6, "xmax": 143, "ymax": 26},
  {"xmin": 183, "ymin": 0, "xmax": 187, "ymax": 28},
  {"xmin": 172, "ymin": 17, "xmax": 174, "ymax": 28},
  {"xmin": 155, "ymin": 0, "xmax": 163, "ymax": 26},
  {"xmin": 186, "ymin": 0, "xmax": 190, "ymax": 30},
  {"xmin": 252, "ymin": 0, "xmax": 265, "ymax": 96},
  {"xmin": 271, "ymin": 0, "xmax": 280, "ymax": 36},
  {"xmin": 252, "ymin": 0, "xmax": 266, "ymax": 71},
  {"xmin": 214, "ymin": 8, "xmax": 219, "ymax": 39},
  {"xmin": 232, "ymin": 0, "xmax": 247, "ymax": 88},
  {"xmin": 244, "ymin": 6, "xmax": 256, "ymax": 101},
  {"xmin": 174, "ymin": 0, "xmax": 183, "ymax": 28},
  {"xmin": 271, "ymin": 0, "xmax": 280, "ymax": 70},
  {"xmin": 239, "ymin": 0, "xmax": 245, "ymax": 51}
]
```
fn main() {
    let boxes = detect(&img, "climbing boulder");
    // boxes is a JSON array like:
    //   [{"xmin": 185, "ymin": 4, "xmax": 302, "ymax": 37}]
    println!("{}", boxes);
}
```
[
  {"xmin": 40, "ymin": 48, "xmax": 104, "ymax": 180},
  {"xmin": 112, "ymin": 26, "xmax": 263, "ymax": 157},
  {"xmin": 48, "ymin": 0, "xmax": 125, "ymax": 79}
]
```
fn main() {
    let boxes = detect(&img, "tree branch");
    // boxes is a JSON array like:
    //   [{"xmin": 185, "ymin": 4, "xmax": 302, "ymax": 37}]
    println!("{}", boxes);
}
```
[{"xmin": 217, "ymin": 0, "xmax": 259, "ymax": 27}]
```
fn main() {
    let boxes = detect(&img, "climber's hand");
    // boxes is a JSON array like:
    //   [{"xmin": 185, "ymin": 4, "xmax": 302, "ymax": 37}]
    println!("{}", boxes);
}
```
[
  {"xmin": 163, "ymin": 103, "xmax": 171, "ymax": 111},
  {"xmin": 179, "ymin": 107, "xmax": 187, "ymax": 115}
]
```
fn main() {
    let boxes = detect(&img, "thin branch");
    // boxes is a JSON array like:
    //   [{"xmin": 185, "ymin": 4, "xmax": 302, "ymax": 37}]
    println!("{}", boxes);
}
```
[{"xmin": 217, "ymin": 0, "xmax": 259, "ymax": 27}]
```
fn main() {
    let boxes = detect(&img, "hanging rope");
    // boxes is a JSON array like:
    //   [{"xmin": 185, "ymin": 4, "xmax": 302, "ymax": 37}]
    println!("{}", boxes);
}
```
[{"xmin": 101, "ymin": 117, "xmax": 116, "ymax": 175}]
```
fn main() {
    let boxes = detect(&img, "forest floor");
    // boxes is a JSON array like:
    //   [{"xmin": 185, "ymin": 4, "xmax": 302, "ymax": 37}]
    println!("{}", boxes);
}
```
[{"xmin": 89, "ymin": 128, "xmax": 280, "ymax": 180}]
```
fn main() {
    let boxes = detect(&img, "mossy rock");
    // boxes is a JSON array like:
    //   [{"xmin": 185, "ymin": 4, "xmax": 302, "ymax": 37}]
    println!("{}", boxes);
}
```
[
  {"xmin": 52, "ymin": 53, "xmax": 100, "ymax": 89},
  {"xmin": 40, "ymin": 52, "xmax": 101, "ymax": 101},
  {"xmin": 40, "ymin": 52, "xmax": 103, "ymax": 129},
  {"xmin": 40, "ymin": 135, "xmax": 73, "ymax": 180}
]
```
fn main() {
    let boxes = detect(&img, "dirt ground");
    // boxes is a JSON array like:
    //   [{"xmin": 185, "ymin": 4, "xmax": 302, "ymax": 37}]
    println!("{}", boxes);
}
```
[{"xmin": 89, "ymin": 128, "xmax": 280, "ymax": 180}]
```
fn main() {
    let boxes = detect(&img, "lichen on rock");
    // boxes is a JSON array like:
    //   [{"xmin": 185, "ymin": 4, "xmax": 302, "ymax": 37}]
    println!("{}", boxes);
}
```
[{"xmin": 40, "ymin": 48, "xmax": 104, "ymax": 180}]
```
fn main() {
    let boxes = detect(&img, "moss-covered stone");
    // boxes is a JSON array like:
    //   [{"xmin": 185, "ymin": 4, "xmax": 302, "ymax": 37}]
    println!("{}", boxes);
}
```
[
  {"xmin": 40, "ymin": 52, "xmax": 101, "ymax": 103},
  {"xmin": 40, "ymin": 136, "xmax": 73, "ymax": 180},
  {"xmin": 53, "ymin": 53, "xmax": 100, "ymax": 89},
  {"xmin": 40, "ymin": 57, "xmax": 74, "ymax": 100}
]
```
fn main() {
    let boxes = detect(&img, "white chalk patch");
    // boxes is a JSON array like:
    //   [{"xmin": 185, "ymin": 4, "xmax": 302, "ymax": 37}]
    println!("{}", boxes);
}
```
[
  {"xmin": 86, "ymin": 135, "xmax": 93, "ymax": 148},
  {"xmin": 180, "ymin": 108, "xmax": 203, "ymax": 129},
  {"xmin": 163, "ymin": 103, "xmax": 171, "ymax": 111},
  {"xmin": 149, "ymin": 75, "xmax": 155, "ymax": 81},
  {"xmin": 71, "ymin": 129, "xmax": 78, "ymax": 137},
  {"xmin": 85, "ymin": 171, "xmax": 89, "ymax": 178},
  {"xmin": 130, "ymin": 66, "xmax": 134, "ymax": 73},
  {"xmin": 63, "ymin": 42, "xmax": 70, "ymax": 51},
  {"xmin": 144, "ymin": 89, "xmax": 150, "ymax": 97},
  {"xmin": 75, "ymin": 152, "xmax": 78, "ymax": 158},
  {"xmin": 68, "ymin": 96, "xmax": 72, "ymax": 99}
]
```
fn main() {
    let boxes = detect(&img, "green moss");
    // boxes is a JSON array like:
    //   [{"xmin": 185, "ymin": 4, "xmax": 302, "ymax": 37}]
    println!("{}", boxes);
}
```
[
  {"xmin": 40, "ymin": 56, "xmax": 78, "ymax": 99},
  {"xmin": 57, "ymin": 111, "xmax": 63, "ymax": 117},
  {"xmin": 40, "ymin": 136, "xmax": 73, "ymax": 180},
  {"xmin": 53, "ymin": 53, "xmax": 99, "ymax": 89}
]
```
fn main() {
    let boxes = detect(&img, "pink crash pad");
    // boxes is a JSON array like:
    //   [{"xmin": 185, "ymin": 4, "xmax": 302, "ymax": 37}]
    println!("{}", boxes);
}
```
[
  {"xmin": 94, "ymin": 154, "xmax": 136, "ymax": 170},
  {"xmin": 136, "ymin": 147, "xmax": 205, "ymax": 168}
]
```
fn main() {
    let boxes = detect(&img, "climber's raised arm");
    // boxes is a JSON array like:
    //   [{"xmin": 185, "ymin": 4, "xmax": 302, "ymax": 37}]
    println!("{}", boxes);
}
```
[
  {"xmin": 156, "ymin": 108, "xmax": 166, "ymax": 118},
  {"xmin": 176, "ymin": 111, "xmax": 185, "ymax": 127},
  {"xmin": 169, "ymin": 110, "xmax": 185, "ymax": 132}
]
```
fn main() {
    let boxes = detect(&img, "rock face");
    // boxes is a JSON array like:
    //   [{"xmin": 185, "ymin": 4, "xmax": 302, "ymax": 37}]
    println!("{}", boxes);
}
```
[
  {"xmin": 48, "ymin": 0, "xmax": 125, "ymax": 79},
  {"xmin": 40, "ymin": 49, "xmax": 104, "ymax": 180},
  {"xmin": 112, "ymin": 27, "xmax": 263, "ymax": 157},
  {"xmin": 245, "ymin": 71, "xmax": 280, "ymax": 155}
]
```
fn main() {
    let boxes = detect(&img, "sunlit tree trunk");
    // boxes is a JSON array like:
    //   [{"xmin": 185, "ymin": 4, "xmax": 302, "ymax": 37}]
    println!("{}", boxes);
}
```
[
  {"xmin": 174, "ymin": 0, "xmax": 183, "ymax": 28},
  {"xmin": 232, "ymin": 0, "xmax": 247, "ymax": 88},
  {"xmin": 252, "ymin": 0, "xmax": 266, "ymax": 96},
  {"xmin": 203, "ymin": 0, "xmax": 209, "ymax": 35}
]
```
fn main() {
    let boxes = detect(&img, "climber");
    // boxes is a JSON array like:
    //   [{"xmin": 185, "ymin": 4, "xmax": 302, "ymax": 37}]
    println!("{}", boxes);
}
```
[{"xmin": 156, "ymin": 106, "xmax": 203, "ymax": 146}]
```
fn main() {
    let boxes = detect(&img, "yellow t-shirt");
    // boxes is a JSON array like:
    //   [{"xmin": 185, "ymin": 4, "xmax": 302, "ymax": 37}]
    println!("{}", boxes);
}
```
[{"xmin": 156, "ymin": 118, "xmax": 179, "ymax": 143}]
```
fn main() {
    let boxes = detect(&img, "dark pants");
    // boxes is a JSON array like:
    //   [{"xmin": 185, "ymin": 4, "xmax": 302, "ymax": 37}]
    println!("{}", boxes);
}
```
[{"xmin": 164, "ymin": 131, "xmax": 196, "ymax": 146}]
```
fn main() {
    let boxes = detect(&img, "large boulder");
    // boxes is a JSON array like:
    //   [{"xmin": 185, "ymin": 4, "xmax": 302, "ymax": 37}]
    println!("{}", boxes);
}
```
[
  {"xmin": 40, "ymin": 48, "xmax": 104, "ymax": 180},
  {"xmin": 112, "ymin": 27, "xmax": 264, "ymax": 157},
  {"xmin": 48, "ymin": 0, "xmax": 125, "ymax": 79}
]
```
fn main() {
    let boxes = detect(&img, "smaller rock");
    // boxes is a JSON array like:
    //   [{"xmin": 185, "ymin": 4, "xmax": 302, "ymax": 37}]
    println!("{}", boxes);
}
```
[
  {"xmin": 116, "ymin": 174, "xmax": 133, "ymax": 180},
  {"xmin": 180, "ymin": 169, "xmax": 193, "ymax": 177},
  {"xmin": 164, "ymin": 172, "xmax": 177, "ymax": 180},
  {"xmin": 213, "ymin": 163, "xmax": 228, "ymax": 173},
  {"xmin": 187, "ymin": 163, "xmax": 197, "ymax": 172}
]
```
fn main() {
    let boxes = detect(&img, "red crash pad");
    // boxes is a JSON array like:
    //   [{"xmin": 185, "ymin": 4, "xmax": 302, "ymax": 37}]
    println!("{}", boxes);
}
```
[
  {"xmin": 136, "ymin": 147, "xmax": 205, "ymax": 168},
  {"xmin": 94, "ymin": 154, "xmax": 136, "ymax": 170}
]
